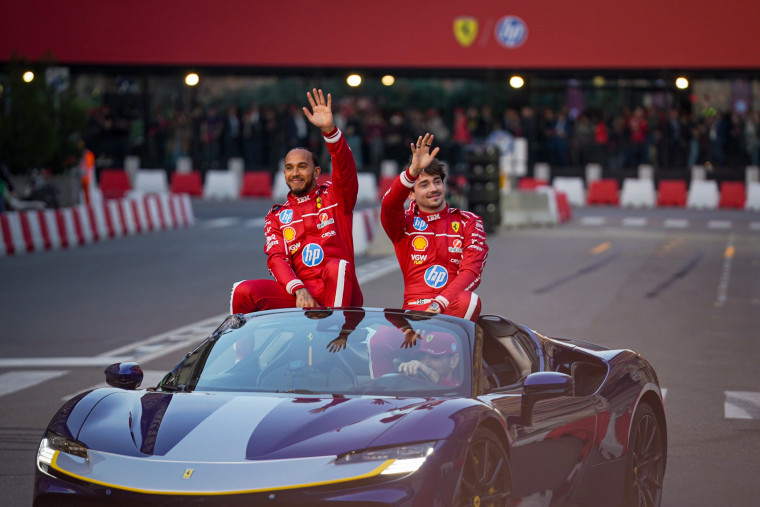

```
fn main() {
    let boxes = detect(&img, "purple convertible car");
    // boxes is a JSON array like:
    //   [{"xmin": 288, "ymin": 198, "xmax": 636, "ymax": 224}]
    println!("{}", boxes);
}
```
[{"xmin": 34, "ymin": 308, "xmax": 666, "ymax": 506}]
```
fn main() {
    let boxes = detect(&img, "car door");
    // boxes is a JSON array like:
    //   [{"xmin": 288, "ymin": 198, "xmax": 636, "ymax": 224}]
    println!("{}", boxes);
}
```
[{"xmin": 477, "ymin": 317, "xmax": 598, "ymax": 504}]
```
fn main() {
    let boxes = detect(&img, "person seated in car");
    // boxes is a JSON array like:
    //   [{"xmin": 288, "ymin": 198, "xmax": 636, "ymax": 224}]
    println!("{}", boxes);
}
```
[{"xmin": 397, "ymin": 331, "xmax": 461, "ymax": 386}]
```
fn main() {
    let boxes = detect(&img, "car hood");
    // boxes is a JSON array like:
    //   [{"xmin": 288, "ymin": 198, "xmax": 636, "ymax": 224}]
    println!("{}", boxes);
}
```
[{"xmin": 75, "ymin": 390, "xmax": 463, "ymax": 461}]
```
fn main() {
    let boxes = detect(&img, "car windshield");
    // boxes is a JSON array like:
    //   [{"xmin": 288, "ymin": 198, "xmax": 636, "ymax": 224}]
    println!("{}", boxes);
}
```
[{"xmin": 182, "ymin": 309, "xmax": 471, "ymax": 397}]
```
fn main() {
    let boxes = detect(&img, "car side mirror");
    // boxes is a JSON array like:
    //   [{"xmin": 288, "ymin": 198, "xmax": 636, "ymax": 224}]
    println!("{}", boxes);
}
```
[
  {"xmin": 105, "ymin": 362, "xmax": 144, "ymax": 390},
  {"xmin": 521, "ymin": 371, "xmax": 574, "ymax": 426}
]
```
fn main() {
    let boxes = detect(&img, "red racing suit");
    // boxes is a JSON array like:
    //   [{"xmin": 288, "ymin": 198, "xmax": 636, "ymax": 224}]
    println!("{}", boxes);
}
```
[
  {"xmin": 231, "ymin": 127, "xmax": 363, "ymax": 314},
  {"xmin": 380, "ymin": 165, "xmax": 488, "ymax": 321}
]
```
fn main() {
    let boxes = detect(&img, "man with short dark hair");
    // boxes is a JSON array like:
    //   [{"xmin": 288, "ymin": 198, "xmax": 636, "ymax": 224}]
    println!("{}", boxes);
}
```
[
  {"xmin": 381, "ymin": 132, "xmax": 488, "ymax": 321},
  {"xmin": 230, "ymin": 89, "xmax": 363, "ymax": 313}
]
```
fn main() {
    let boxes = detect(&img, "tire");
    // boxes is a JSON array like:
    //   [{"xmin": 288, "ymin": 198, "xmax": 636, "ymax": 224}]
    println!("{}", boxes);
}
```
[
  {"xmin": 453, "ymin": 427, "xmax": 512, "ymax": 507},
  {"xmin": 623, "ymin": 403, "xmax": 666, "ymax": 507}
]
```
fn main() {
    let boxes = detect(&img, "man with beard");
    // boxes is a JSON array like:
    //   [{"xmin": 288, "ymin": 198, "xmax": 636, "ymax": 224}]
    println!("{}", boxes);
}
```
[
  {"xmin": 230, "ymin": 89, "xmax": 363, "ymax": 314},
  {"xmin": 381, "ymin": 132, "xmax": 488, "ymax": 321}
]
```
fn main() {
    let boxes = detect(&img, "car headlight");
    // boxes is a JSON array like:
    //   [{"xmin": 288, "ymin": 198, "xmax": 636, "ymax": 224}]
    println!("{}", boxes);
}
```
[
  {"xmin": 336, "ymin": 442, "xmax": 436, "ymax": 475},
  {"xmin": 37, "ymin": 431, "xmax": 89, "ymax": 472}
]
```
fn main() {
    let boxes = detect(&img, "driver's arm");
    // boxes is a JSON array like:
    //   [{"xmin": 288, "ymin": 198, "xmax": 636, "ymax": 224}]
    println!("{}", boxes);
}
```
[{"xmin": 398, "ymin": 360, "xmax": 440, "ymax": 384}]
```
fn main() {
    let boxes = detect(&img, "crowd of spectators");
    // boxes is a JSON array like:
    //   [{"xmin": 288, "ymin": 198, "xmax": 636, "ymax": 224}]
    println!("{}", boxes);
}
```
[{"xmin": 83, "ymin": 94, "xmax": 760, "ymax": 179}]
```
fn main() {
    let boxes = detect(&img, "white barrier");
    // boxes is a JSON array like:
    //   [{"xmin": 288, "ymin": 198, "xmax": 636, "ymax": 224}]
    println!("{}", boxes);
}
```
[
  {"xmin": 620, "ymin": 178, "xmax": 656, "ymax": 208},
  {"xmin": 0, "ymin": 194, "xmax": 194, "ymax": 257},
  {"xmin": 552, "ymin": 177, "xmax": 586, "ymax": 207},
  {"xmin": 585, "ymin": 163, "xmax": 602, "ymax": 183},
  {"xmin": 133, "ymin": 169, "xmax": 169, "ymax": 194},
  {"xmin": 534, "ymin": 163, "xmax": 551, "ymax": 182},
  {"xmin": 203, "ymin": 170, "xmax": 240, "ymax": 200},
  {"xmin": 357, "ymin": 173, "xmax": 379, "ymax": 203},
  {"xmin": 501, "ymin": 190, "xmax": 557, "ymax": 228},
  {"xmin": 352, "ymin": 207, "xmax": 380, "ymax": 256},
  {"xmin": 746, "ymin": 182, "xmax": 760, "ymax": 211},
  {"xmin": 687, "ymin": 180, "xmax": 719, "ymax": 209}
]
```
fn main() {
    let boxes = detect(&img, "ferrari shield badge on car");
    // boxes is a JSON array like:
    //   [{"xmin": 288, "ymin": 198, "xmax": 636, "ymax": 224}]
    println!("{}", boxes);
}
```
[{"xmin": 183, "ymin": 468, "xmax": 194, "ymax": 479}]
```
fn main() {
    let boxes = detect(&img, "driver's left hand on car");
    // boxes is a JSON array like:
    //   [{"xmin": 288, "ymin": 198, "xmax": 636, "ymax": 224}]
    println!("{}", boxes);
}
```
[
  {"xmin": 295, "ymin": 288, "xmax": 319, "ymax": 308},
  {"xmin": 398, "ymin": 359, "xmax": 440, "ymax": 384}
]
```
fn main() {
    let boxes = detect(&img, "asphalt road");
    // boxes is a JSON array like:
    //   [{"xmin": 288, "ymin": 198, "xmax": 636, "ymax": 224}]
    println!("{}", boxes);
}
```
[{"xmin": 1, "ymin": 198, "xmax": 759, "ymax": 506}]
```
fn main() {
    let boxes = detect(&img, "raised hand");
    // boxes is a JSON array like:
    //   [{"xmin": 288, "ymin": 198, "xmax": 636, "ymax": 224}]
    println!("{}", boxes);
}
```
[
  {"xmin": 409, "ymin": 132, "xmax": 441, "ymax": 177},
  {"xmin": 302, "ymin": 88, "xmax": 335, "ymax": 133}
]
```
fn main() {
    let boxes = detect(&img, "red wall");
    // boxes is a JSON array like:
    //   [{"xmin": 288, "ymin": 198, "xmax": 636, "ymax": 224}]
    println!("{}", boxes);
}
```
[{"xmin": 3, "ymin": 0, "xmax": 758, "ymax": 69}]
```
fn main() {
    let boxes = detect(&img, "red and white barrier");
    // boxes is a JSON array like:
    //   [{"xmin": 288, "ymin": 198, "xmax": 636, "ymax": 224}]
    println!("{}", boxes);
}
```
[{"xmin": 0, "ymin": 194, "xmax": 194, "ymax": 257}]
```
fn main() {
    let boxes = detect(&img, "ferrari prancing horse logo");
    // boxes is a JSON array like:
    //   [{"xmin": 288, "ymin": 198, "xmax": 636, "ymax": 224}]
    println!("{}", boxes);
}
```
[
  {"xmin": 451, "ymin": 221, "xmax": 460, "ymax": 233},
  {"xmin": 454, "ymin": 17, "xmax": 478, "ymax": 47},
  {"xmin": 183, "ymin": 468, "xmax": 194, "ymax": 479}
]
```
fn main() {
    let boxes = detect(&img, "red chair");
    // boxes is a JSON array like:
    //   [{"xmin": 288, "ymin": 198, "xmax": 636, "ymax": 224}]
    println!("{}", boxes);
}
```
[
  {"xmin": 719, "ymin": 181, "xmax": 746, "ymax": 209},
  {"xmin": 99, "ymin": 169, "xmax": 131, "ymax": 199},
  {"xmin": 518, "ymin": 177, "xmax": 548, "ymax": 190},
  {"xmin": 657, "ymin": 180, "xmax": 687, "ymax": 207},
  {"xmin": 240, "ymin": 171, "xmax": 273, "ymax": 198},
  {"xmin": 586, "ymin": 179, "xmax": 620, "ymax": 205},
  {"xmin": 170, "ymin": 171, "xmax": 203, "ymax": 196}
]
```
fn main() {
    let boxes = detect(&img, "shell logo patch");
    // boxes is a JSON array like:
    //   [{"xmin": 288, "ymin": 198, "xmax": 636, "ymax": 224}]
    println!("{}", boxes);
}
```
[
  {"xmin": 302, "ymin": 243, "xmax": 324, "ymax": 267},
  {"xmin": 279, "ymin": 209, "xmax": 294, "ymax": 224},
  {"xmin": 452, "ymin": 221, "xmax": 460, "ymax": 233},
  {"xmin": 413, "ymin": 217, "xmax": 428, "ymax": 231},
  {"xmin": 412, "ymin": 236, "xmax": 429, "ymax": 252},
  {"xmin": 283, "ymin": 227, "xmax": 296, "ymax": 242}
]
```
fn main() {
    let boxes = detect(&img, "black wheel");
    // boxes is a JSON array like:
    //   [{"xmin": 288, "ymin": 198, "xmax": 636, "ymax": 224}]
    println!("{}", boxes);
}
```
[
  {"xmin": 453, "ymin": 427, "xmax": 512, "ymax": 507},
  {"xmin": 624, "ymin": 403, "xmax": 665, "ymax": 507}
]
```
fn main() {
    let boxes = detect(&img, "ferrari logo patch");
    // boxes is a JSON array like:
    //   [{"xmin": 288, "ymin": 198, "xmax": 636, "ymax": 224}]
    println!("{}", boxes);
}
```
[
  {"xmin": 316, "ymin": 197, "xmax": 322, "ymax": 209},
  {"xmin": 183, "ymin": 468, "xmax": 194, "ymax": 479},
  {"xmin": 452, "ymin": 221, "xmax": 460, "ymax": 233},
  {"xmin": 453, "ymin": 17, "xmax": 478, "ymax": 47}
]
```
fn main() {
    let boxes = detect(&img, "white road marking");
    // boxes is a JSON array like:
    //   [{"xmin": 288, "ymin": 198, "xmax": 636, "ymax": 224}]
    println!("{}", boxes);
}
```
[
  {"xmin": 664, "ymin": 219, "xmax": 689, "ymax": 229},
  {"xmin": 244, "ymin": 217, "xmax": 266, "ymax": 227},
  {"xmin": 63, "ymin": 370, "xmax": 168, "ymax": 401},
  {"xmin": 725, "ymin": 391, "xmax": 760, "ymax": 419},
  {"xmin": 2, "ymin": 256, "xmax": 403, "ymax": 399},
  {"xmin": 0, "ymin": 357, "xmax": 131, "ymax": 368},
  {"xmin": 707, "ymin": 220, "xmax": 732, "ymax": 229},
  {"xmin": 0, "ymin": 370, "xmax": 68, "ymax": 397},
  {"xmin": 622, "ymin": 217, "xmax": 647, "ymax": 227},
  {"xmin": 202, "ymin": 217, "xmax": 241, "ymax": 228},
  {"xmin": 580, "ymin": 216, "xmax": 605, "ymax": 226}
]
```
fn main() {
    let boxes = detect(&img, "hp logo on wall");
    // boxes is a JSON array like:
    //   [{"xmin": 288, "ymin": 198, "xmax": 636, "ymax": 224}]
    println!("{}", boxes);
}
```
[
  {"xmin": 495, "ymin": 15, "xmax": 528, "ymax": 48},
  {"xmin": 424, "ymin": 265, "xmax": 449, "ymax": 289},
  {"xmin": 302, "ymin": 243, "xmax": 324, "ymax": 267}
]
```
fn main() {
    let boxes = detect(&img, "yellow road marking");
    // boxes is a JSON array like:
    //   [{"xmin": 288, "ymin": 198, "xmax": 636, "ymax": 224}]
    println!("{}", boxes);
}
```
[{"xmin": 591, "ymin": 242, "xmax": 611, "ymax": 255}]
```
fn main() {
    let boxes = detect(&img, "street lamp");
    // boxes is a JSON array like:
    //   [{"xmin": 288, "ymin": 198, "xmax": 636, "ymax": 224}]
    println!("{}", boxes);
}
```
[
  {"xmin": 347, "ymin": 74, "xmax": 362, "ymax": 87},
  {"xmin": 185, "ymin": 73, "xmax": 199, "ymax": 86},
  {"xmin": 23, "ymin": 71, "xmax": 34, "ymax": 83}
]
